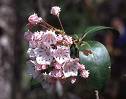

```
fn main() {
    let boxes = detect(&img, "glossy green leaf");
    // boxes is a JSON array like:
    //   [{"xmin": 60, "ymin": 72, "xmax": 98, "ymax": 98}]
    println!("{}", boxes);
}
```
[
  {"xmin": 82, "ymin": 26, "xmax": 114, "ymax": 40},
  {"xmin": 79, "ymin": 41, "xmax": 111, "ymax": 90}
]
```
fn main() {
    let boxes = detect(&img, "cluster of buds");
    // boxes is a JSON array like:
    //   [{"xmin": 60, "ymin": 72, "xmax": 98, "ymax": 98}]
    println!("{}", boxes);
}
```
[{"xmin": 24, "ymin": 6, "xmax": 89, "ymax": 84}]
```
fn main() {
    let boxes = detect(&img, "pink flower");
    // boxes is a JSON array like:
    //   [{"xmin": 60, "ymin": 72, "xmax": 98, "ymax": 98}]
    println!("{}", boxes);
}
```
[
  {"xmin": 52, "ymin": 62, "xmax": 62, "ymax": 69},
  {"xmin": 28, "ymin": 13, "xmax": 42, "ymax": 25},
  {"xmin": 51, "ymin": 46, "xmax": 70, "ymax": 64},
  {"xmin": 76, "ymin": 62, "xmax": 89, "ymax": 78},
  {"xmin": 63, "ymin": 35, "xmax": 73, "ymax": 45},
  {"xmin": 56, "ymin": 34, "xmax": 63, "ymax": 42},
  {"xmin": 42, "ymin": 30, "xmax": 57, "ymax": 46},
  {"xmin": 34, "ymin": 48, "xmax": 53, "ymax": 65},
  {"xmin": 29, "ymin": 31, "xmax": 44, "ymax": 48},
  {"xmin": 51, "ymin": 6, "xmax": 61, "ymax": 16},
  {"xmin": 62, "ymin": 58, "xmax": 79, "ymax": 78},
  {"xmin": 80, "ymin": 70, "xmax": 89, "ymax": 78},
  {"xmin": 49, "ymin": 69, "xmax": 63, "ymax": 78},
  {"xmin": 77, "ymin": 62, "xmax": 85, "ymax": 70}
]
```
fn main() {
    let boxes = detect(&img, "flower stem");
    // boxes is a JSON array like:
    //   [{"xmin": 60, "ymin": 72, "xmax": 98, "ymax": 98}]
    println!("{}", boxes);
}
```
[
  {"xmin": 40, "ymin": 24, "xmax": 50, "ymax": 30},
  {"xmin": 57, "ymin": 16, "xmax": 65, "ymax": 32}
]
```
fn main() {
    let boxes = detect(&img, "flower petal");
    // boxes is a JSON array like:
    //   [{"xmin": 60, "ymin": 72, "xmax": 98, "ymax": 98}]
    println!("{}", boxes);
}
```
[
  {"xmin": 63, "ymin": 59, "xmax": 78, "ymax": 78},
  {"xmin": 42, "ymin": 30, "xmax": 57, "ymax": 46},
  {"xmin": 34, "ymin": 48, "xmax": 53, "ymax": 65},
  {"xmin": 49, "ymin": 69, "xmax": 63, "ymax": 78},
  {"xmin": 51, "ymin": 46, "xmax": 70, "ymax": 64},
  {"xmin": 27, "ymin": 48, "xmax": 35, "ymax": 58}
]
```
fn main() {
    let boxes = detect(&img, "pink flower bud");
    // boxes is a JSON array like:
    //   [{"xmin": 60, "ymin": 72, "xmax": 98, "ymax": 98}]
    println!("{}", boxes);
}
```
[
  {"xmin": 51, "ymin": 6, "xmax": 61, "ymax": 16},
  {"xmin": 28, "ymin": 13, "xmax": 42, "ymax": 25}
]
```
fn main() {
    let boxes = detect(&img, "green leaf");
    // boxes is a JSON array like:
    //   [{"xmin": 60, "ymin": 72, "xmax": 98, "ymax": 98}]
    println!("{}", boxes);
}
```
[
  {"xmin": 82, "ymin": 26, "xmax": 115, "ymax": 40},
  {"xmin": 79, "ymin": 41, "xmax": 111, "ymax": 90}
]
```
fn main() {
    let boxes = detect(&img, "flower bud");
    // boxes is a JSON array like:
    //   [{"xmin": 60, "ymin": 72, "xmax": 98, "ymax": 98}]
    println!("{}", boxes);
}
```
[
  {"xmin": 28, "ymin": 13, "xmax": 42, "ymax": 25},
  {"xmin": 51, "ymin": 6, "xmax": 61, "ymax": 16}
]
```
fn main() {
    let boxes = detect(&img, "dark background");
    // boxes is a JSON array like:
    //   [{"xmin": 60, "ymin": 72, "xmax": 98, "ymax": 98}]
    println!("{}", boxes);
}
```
[{"xmin": 0, "ymin": 0, "xmax": 126, "ymax": 99}]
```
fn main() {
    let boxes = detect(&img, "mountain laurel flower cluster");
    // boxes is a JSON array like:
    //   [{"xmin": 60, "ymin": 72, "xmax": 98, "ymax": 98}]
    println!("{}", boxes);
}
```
[{"xmin": 25, "ymin": 6, "xmax": 89, "ymax": 84}]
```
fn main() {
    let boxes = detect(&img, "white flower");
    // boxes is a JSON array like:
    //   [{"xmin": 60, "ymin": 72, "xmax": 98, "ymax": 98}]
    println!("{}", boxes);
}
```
[
  {"xmin": 63, "ymin": 58, "xmax": 79, "ymax": 78},
  {"xmin": 34, "ymin": 48, "xmax": 53, "ymax": 65},
  {"xmin": 51, "ymin": 6, "xmax": 61, "ymax": 16},
  {"xmin": 27, "ymin": 48, "xmax": 35, "ymax": 58},
  {"xmin": 42, "ymin": 30, "xmax": 57, "ymax": 46},
  {"xmin": 28, "ymin": 13, "xmax": 42, "ymax": 25},
  {"xmin": 51, "ymin": 46, "xmax": 70, "ymax": 64},
  {"xmin": 29, "ymin": 31, "xmax": 44, "ymax": 48}
]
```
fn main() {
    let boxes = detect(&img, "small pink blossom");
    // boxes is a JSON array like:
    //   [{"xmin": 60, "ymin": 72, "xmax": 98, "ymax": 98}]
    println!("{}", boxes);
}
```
[
  {"xmin": 28, "ymin": 13, "xmax": 42, "ymax": 25},
  {"xmin": 77, "ymin": 62, "xmax": 85, "ymax": 70},
  {"xmin": 80, "ymin": 70, "xmax": 89, "ymax": 78},
  {"xmin": 56, "ymin": 34, "xmax": 63, "ymax": 42},
  {"xmin": 51, "ymin": 6, "xmax": 61, "ymax": 16},
  {"xmin": 29, "ymin": 31, "xmax": 44, "ymax": 48},
  {"xmin": 42, "ymin": 30, "xmax": 57, "ymax": 46}
]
